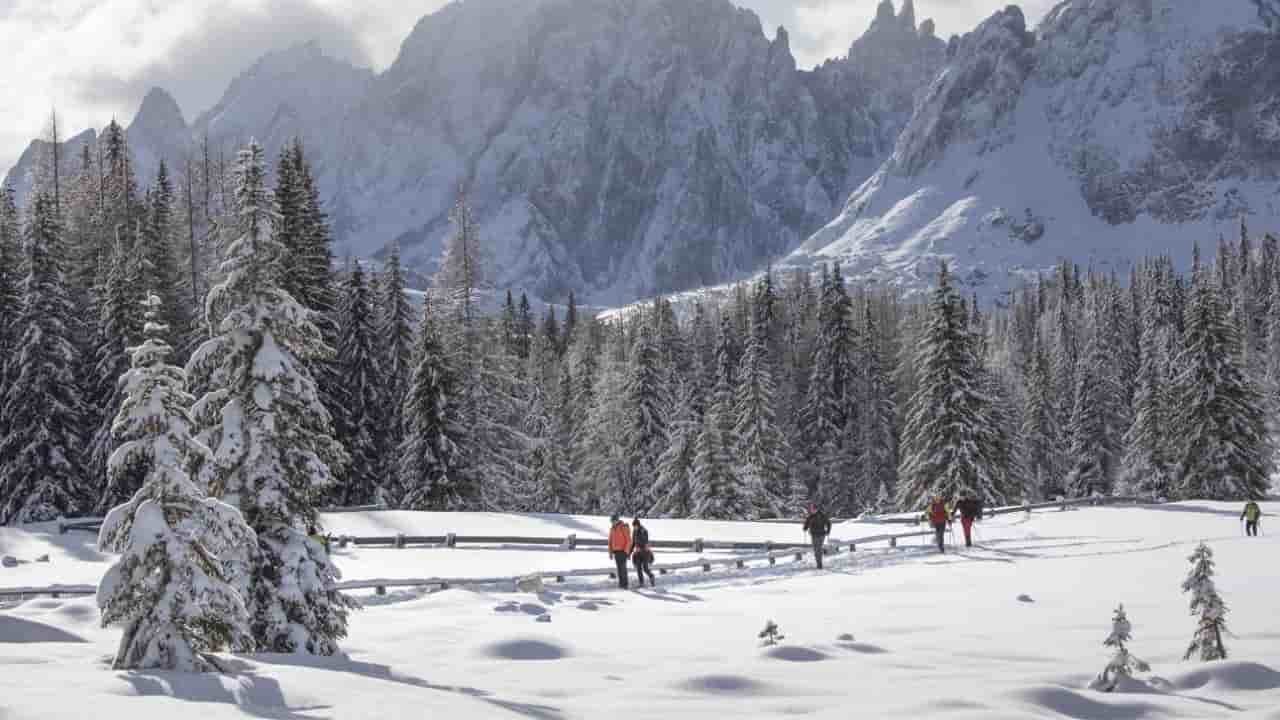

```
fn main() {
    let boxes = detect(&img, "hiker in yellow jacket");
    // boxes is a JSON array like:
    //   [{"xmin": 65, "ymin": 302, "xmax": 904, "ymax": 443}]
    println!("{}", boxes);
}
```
[{"xmin": 1241, "ymin": 501, "xmax": 1263, "ymax": 537}]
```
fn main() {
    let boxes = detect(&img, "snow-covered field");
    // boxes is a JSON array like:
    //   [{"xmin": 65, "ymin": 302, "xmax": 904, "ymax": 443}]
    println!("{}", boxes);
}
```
[{"xmin": 2, "ymin": 502, "xmax": 1279, "ymax": 719}]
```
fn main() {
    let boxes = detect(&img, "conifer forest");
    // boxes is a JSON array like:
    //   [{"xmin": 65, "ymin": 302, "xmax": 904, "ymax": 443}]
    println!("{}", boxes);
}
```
[{"xmin": 0, "ymin": 127, "xmax": 1274, "ymax": 531}]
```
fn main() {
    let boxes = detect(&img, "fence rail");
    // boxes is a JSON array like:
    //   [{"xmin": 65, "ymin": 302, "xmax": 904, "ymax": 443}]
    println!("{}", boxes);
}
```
[{"xmin": 8, "ymin": 496, "xmax": 1149, "ymax": 601}]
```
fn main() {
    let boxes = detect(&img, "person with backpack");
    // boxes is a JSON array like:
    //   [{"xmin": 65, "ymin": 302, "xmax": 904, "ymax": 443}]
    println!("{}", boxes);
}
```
[
  {"xmin": 608, "ymin": 515, "xmax": 632, "ymax": 589},
  {"xmin": 307, "ymin": 525, "xmax": 331, "ymax": 556},
  {"xmin": 925, "ymin": 496, "xmax": 951, "ymax": 553},
  {"xmin": 802, "ymin": 504, "xmax": 833, "ymax": 569},
  {"xmin": 1242, "ymin": 501, "xmax": 1263, "ymax": 537},
  {"xmin": 631, "ymin": 518, "xmax": 656, "ymax": 587},
  {"xmin": 955, "ymin": 494, "xmax": 983, "ymax": 548}
]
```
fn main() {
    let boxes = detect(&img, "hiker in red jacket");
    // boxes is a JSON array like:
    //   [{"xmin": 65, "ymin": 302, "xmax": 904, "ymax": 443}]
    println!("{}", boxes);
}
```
[
  {"xmin": 925, "ymin": 496, "xmax": 951, "ymax": 553},
  {"xmin": 955, "ymin": 494, "xmax": 983, "ymax": 548}
]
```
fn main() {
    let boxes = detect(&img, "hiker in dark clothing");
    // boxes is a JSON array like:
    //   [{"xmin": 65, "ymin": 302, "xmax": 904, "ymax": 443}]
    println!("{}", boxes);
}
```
[
  {"xmin": 608, "ymin": 515, "xmax": 632, "ymax": 589},
  {"xmin": 925, "ymin": 496, "xmax": 951, "ymax": 553},
  {"xmin": 955, "ymin": 495, "xmax": 983, "ymax": 548},
  {"xmin": 631, "ymin": 518, "xmax": 656, "ymax": 587},
  {"xmin": 1242, "ymin": 501, "xmax": 1262, "ymax": 537},
  {"xmin": 802, "ymin": 504, "xmax": 833, "ymax": 569}
]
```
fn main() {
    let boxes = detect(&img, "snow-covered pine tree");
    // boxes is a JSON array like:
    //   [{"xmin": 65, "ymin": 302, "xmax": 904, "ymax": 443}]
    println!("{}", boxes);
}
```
[
  {"xmin": 0, "ymin": 187, "xmax": 20, "ymax": 442},
  {"xmin": 734, "ymin": 301, "xmax": 787, "ymax": 518},
  {"xmin": 858, "ymin": 299, "xmax": 898, "ymax": 509},
  {"xmin": 333, "ymin": 260, "xmax": 385, "ymax": 506},
  {"xmin": 399, "ymin": 300, "xmax": 469, "ymax": 510},
  {"xmin": 1089, "ymin": 604, "xmax": 1149, "ymax": 692},
  {"xmin": 376, "ymin": 243, "xmax": 416, "ymax": 502},
  {"xmin": 611, "ymin": 320, "xmax": 669, "ymax": 513},
  {"xmin": 651, "ymin": 378, "xmax": 698, "ymax": 517},
  {"xmin": 0, "ymin": 193, "xmax": 87, "ymax": 524},
  {"xmin": 1064, "ymin": 308, "xmax": 1125, "ymax": 498},
  {"xmin": 143, "ymin": 164, "xmax": 186, "ymax": 344},
  {"xmin": 1119, "ymin": 298, "xmax": 1173, "ymax": 498},
  {"xmin": 273, "ymin": 142, "xmax": 344, "ymax": 476},
  {"xmin": 897, "ymin": 262, "xmax": 1005, "ymax": 509},
  {"xmin": 187, "ymin": 140, "xmax": 352, "ymax": 654},
  {"xmin": 523, "ymin": 375, "xmax": 574, "ymax": 513},
  {"xmin": 1021, "ymin": 330, "xmax": 1064, "ymax": 499},
  {"xmin": 1172, "ymin": 272, "xmax": 1272, "ymax": 500},
  {"xmin": 1181, "ymin": 542, "xmax": 1229, "ymax": 661},
  {"xmin": 97, "ymin": 294, "xmax": 256, "ymax": 671},
  {"xmin": 691, "ymin": 388, "xmax": 749, "ymax": 520},
  {"xmin": 93, "ymin": 242, "xmax": 148, "ymax": 512}
]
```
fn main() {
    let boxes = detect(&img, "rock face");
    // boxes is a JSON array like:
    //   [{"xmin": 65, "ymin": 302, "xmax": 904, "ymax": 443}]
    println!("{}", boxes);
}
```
[
  {"xmin": 334, "ymin": 0, "xmax": 943, "ymax": 302},
  {"xmin": 796, "ymin": 0, "xmax": 1280, "ymax": 296},
  {"xmin": 3, "ymin": 0, "xmax": 943, "ymax": 304}
]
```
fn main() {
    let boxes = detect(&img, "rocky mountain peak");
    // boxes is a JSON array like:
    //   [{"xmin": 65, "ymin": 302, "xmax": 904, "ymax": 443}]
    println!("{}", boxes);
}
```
[
  {"xmin": 130, "ymin": 88, "xmax": 186, "ymax": 138},
  {"xmin": 889, "ymin": 4, "xmax": 1034, "ymax": 177}
]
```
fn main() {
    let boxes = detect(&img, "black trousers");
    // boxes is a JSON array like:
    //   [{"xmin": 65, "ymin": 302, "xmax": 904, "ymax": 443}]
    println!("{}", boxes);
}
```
[
  {"xmin": 634, "ymin": 552, "xmax": 655, "ymax": 586},
  {"xmin": 613, "ymin": 551, "xmax": 630, "ymax": 588},
  {"xmin": 933, "ymin": 523, "xmax": 947, "ymax": 552},
  {"xmin": 811, "ymin": 535, "xmax": 826, "ymax": 569},
  {"xmin": 1246, "ymin": 521, "xmax": 1259, "ymax": 537}
]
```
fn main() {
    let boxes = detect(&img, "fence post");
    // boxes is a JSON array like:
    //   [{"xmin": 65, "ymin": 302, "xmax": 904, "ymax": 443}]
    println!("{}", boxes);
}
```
[
  {"xmin": 339, "ymin": 536, "xmax": 350, "ymax": 549},
  {"xmin": 693, "ymin": 538, "xmax": 704, "ymax": 554},
  {"xmin": 446, "ymin": 533, "xmax": 457, "ymax": 548},
  {"xmin": 394, "ymin": 533, "xmax": 406, "ymax": 549},
  {"xmin": 849, "ymin": 543, "xmax": 856, "ymax": 553},
  {"xmin": 736, "ymin": 559, "xmax": 745, "ymax": 569},
  {"xmin": 564, "ymin": 533, "xmax": 577, "ymax": 550},
  {"xmin": 889, "ymin": 536, "xmax": 898, "ymax": 548},
  {"xmin": 376, "ymin": 585, "xmax": 387, "ymax": 596},
  {"xmin": 769, "ymin": 556, "xmax": 777, "ymax": 566},
  {"xmin": 702, "ymin": 562, "xmax": 712, "ymax": 572}
]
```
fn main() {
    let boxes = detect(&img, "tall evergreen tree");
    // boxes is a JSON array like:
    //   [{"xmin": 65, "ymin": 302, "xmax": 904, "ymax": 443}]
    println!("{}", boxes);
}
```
[
  {"xmin": 1021, "ymin": 330, "xmax": 1064, "ymax": 499},
  {"xmin": 897, "ymin": 263, "xmax": 1005, "ymax": 509},
  {"xmin": 399, "ymin": 301, "xmax": 470, "ymax": 510},
  {"xmin": 376, "ymin": 244, "xmax": 416, "ymax": 482},
  {"xmin": 612, "ymin": 321, "xmax": 668, "ymax": 513},
  {"xmin": 734, "ymin": 294, "xmax": 787, "ymax": 518},
  {"xmin": 0, "ymin": 193, "xmax": 87, "ymax": 524},
  {"xmin": 96, "ymin": 294, "xmax": 255, "ymax": 672},
  {"xmin": 186, "ymin": 141, "xmax": 352, "ymax": 654},
  {"xmin": 92, "ymin": 243, "xmax": 146, "ymax": 512},
  {"xmin": 333, "ymin": 261, "xmax": 385, "ymax": 506},
  {"xmin": 690, "ymin": 392, "xmax": 748, "ymax": 520},
  {"xmin": 651, "ymin": 378, "xmax": 698, "ymax": 517},
  {"xmin": 0, "ymin": 187, "xmax": 21, "ymax": 443},
  {"xmin": 1172, "ymin": 274, "xmax": 1272, "ymax": 500}
]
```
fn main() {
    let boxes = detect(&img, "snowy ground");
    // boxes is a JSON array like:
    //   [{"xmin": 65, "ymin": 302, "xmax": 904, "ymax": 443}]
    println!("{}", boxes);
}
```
[{"xmin": 2, "ymin": 502, "xmax": 1279, "ymax": 719}]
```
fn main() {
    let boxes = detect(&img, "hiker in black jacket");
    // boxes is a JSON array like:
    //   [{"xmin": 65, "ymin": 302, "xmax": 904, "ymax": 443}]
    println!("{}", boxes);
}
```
[
  {"xmin": 631, "ymin": 518, "xmax": 656, "ymax": 587},
  {"xmin": 802, "ymin": 504, "xmax": 833, "ymax": 569},
  {"xmin": 955, "ymin": 495, "xmax": 982, "ymax": 547}
]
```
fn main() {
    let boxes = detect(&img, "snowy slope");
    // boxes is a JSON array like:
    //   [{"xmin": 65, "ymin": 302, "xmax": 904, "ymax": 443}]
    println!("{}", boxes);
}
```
[
  {"xmin": 3, "ymin": 502, "xmax": 1279, "ymax": 718},
  {"xmin": 790, "ymin": 0, "xmax": 1280, "ymax": 297}
]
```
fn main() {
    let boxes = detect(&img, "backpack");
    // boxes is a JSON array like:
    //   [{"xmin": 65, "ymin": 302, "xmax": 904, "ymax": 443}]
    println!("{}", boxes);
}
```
[{"xmin": 928, "ymin": 501, "xmax": 949, "ymax": 525}]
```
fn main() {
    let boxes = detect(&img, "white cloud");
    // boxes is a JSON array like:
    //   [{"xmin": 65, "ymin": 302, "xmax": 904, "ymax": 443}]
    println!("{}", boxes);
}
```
[{"xmin": 1, "ymin": 0, "xmax": 1057, "ymax": 176}]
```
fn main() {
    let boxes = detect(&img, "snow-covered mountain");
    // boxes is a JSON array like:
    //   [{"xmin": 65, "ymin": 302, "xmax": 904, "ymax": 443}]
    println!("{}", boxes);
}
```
[
  {"xmin": 11, "ymin": 0, "xmax": 1279, "ymax": 303},
  {"xmin": 794, "ymin": 0, "xmax": 1280, "ymax": 296},
  {"xmin": 3, "ymin": 0, "xmax": 943, "ymax": 304},
  {"xmin": 334, "ymin": 0, "xmax": 943, "ymax": 302}
]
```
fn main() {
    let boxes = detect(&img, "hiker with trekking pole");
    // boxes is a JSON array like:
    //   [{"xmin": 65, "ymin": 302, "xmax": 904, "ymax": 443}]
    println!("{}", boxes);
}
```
[{"xmin": 1241, "ymin": 500, "xmax": 1262, "ymax": 537}]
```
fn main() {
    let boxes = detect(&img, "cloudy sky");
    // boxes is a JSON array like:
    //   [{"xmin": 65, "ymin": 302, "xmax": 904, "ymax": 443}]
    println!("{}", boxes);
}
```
[{"xmin": 0, "ymin": 0, "xmax": 1059, "ymax": 175}]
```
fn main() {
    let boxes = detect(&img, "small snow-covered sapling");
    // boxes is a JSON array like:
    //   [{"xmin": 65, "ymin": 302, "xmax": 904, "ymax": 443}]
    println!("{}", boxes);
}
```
[
  {"xmin": 1089, "ymin": 603, "xmax": 1149, "ymax": 692},
  {"xmin": 759, "ymin": 620, "xmax": 785, "ymax": 646},
  {"xmin": 1182, "ymin": 542, "xmax": 1229, "ymax": 661}
]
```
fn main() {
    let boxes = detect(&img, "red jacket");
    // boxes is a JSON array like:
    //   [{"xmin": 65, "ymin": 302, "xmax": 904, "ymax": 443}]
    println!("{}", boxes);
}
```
[{"xmin": 608, "ymin": 523, "xmax": 632, "ymax": 554}]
